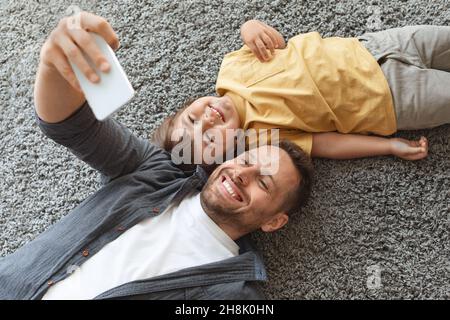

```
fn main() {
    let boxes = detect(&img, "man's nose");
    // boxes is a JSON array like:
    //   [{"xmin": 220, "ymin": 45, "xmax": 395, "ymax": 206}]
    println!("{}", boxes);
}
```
[{"xmin": 233, "ymin": 167, "xmax": 252, "ymax": 186}]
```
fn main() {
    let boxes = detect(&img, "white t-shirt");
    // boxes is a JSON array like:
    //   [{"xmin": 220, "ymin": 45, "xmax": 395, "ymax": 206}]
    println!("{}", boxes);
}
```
[{"xmin": 42, "ymin": 193, "xmax": 239, "ymax": 300}]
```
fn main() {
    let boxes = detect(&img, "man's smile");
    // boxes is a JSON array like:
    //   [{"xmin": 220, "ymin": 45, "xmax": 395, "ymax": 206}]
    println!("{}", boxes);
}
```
[{"xmin": 218, "ymin": 174, "xmax": 244, "ymax": 204}]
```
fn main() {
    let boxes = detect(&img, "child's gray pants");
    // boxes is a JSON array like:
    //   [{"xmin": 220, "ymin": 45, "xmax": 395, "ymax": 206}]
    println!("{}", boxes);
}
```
[{"xmin": 359, "ymin": 25, "xmax": 450, "ymax": 130}]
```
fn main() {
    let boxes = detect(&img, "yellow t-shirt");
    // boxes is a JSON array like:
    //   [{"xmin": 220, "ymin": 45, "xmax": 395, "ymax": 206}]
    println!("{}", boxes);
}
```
[{"xmin": 215, "ymin": 32, "xmax": 397, "ymax": 155}]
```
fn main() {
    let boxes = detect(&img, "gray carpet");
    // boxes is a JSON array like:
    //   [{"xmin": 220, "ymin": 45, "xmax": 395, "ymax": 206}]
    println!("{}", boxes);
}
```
[{"xmin": 1, "ymin": 0, "xmax": 449, "ymax": 299}]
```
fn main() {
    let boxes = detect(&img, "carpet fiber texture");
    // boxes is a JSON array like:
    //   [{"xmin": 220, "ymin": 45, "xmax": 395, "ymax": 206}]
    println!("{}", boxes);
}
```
[{"xmin": 0, "ymin": 0, "xmax": 449, "ymax": 299}]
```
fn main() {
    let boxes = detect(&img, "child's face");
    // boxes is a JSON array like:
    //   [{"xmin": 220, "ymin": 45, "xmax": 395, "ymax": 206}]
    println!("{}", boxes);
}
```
[{"xmin": 173, "ymin": 96, "xmax": 241, "ymax": 162}]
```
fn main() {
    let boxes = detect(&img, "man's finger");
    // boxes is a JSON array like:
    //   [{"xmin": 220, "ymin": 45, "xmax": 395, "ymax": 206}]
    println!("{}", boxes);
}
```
[
  {"xmin": 78, "ymin": 12, "xmax": 120, "ymax": 50},
  {"xmin": 51, "ymin": 47, "xmax": 82, "ymax": 92},
  {"xmin": 68, "ymin": 28, "xmax": 110, "ymax": 72},
  {"xmin": 57, "ymin": 34, "xmax": 99, "ymax": 83}
]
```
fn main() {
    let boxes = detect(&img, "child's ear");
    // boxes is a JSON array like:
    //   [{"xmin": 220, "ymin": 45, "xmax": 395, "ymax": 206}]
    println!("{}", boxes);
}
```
[{"xmin": 260, "ymin": 212, "xmax": 289, "ymax": 232}]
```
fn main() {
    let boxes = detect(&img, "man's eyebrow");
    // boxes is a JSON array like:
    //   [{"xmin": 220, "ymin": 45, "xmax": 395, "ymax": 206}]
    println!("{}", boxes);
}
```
[{"xmin": 258, "ymin": 165, "xmax": 277, "ymax": 192}]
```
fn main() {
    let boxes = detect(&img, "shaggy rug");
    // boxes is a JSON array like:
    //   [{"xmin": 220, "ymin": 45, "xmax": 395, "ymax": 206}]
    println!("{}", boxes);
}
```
[{"xmin": 0, "ymin": 0, "xmax": 449, "ymax": 299}]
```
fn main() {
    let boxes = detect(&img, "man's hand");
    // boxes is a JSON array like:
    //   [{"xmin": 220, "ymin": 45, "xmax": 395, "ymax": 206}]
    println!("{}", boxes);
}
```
[
  {"xmin": 240, "ymin": 20, "xmax": 285, "ymax": 62},
  {"xmin": 40, "ymin": 11, "xmax": 120, "ymax": 92},
  {"xmin": 389, "ymin": 136, "xmax": 428, "ymax": 161},
  {"xmin": 35, "ymin": 11, "xmax": 120, "ymax": 123}
]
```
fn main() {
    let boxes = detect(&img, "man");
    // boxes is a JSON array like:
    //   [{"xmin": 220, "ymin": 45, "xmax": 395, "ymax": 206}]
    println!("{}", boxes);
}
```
[{"xmin": 0, "ymin": 12, "xmax": 313, "ymax": 299}]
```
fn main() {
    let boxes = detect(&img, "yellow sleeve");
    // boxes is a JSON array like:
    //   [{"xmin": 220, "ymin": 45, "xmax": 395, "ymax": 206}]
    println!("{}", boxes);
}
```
[{"xmin": 279, "ymin": 130, "xmax": 313, "ymax": 156}]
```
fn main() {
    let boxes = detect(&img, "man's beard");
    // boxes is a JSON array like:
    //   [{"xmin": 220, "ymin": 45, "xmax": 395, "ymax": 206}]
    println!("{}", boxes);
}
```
[
  {"xmin": 199, "ymin": 173, "xmax": 233, "ymax": 224},
  {"xmin": 199, "ymin": 171, "xmax": 257, "ymax": 237}
]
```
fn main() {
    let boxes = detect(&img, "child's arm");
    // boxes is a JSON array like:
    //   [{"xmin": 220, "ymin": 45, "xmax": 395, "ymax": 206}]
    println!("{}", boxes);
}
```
[
  {"xmin": 311, "ymin": 132, "xmax": 428, "ymax": 160},
  {"xmin": 240, "ymin": 19, "xmax": 286, "ymax": 62}
]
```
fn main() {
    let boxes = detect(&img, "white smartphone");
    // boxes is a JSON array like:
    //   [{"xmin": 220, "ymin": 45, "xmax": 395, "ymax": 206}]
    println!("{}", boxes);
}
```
[{"xmin": 69, "ymin": 32, "xmax": 134, "ymax": 121}]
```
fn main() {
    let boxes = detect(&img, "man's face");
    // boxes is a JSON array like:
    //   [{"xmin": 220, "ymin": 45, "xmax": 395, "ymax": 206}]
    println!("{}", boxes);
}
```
[{"xmin": 200, "ymin": 146, "xmax": 300, "ymax": 237}]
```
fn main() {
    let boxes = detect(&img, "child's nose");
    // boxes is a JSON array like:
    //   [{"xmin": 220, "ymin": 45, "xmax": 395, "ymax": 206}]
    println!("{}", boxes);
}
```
[
  {"xmin": 204, "ymin": 108, "xmax": 218, "ymax": 126},
  {"xmin": 201, "ymin": 117, "xmax": 214, "ymax": 131}
]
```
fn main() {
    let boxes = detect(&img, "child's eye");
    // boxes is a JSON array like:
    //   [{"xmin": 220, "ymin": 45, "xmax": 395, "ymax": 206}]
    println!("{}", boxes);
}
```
[
  {"xmin": 205, "ymin": 133, "xmax": 215, "ymax": 143},
  {"xmin": 188, "ymin": 115, "xmax": 195, "ymax": 123}
]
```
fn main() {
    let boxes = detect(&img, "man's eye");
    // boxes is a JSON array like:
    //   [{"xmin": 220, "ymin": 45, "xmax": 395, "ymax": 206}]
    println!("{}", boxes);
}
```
[{"xmin": 259, "ymin": 178, "xmax": 268, "ymax": 191}]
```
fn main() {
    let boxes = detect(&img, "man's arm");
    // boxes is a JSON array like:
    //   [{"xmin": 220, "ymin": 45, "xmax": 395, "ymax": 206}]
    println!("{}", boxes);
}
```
[
  {"xmin": 311, "ymin": 132, "xmax": 429, "ymax": 161},
  {"xmin": 240, "ymin": 19, "xmax": 286, "ymax": 62},
  {"xmin": 34, "ymin": 63, "xmax": 86, "ymax": 123},
  {"xmin": 34, "ymin": 12, "xmax": 160, "ymax": 184}
]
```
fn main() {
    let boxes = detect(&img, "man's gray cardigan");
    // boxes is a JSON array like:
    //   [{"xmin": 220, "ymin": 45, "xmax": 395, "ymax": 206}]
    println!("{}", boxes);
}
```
[{"xmin": 0, "ymin": 102, "xmax": 266, "ymax": 300}]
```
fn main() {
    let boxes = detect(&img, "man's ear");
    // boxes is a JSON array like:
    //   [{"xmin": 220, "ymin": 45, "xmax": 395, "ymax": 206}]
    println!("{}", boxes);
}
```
[{"xmin": 260, "ymin": 212, "xmax": 289, "ymax": 232}]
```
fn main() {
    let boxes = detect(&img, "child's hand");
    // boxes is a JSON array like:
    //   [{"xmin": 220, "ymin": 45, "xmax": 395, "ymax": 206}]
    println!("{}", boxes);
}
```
[
  {"xmin": 389, "ymin": 136, "xmax": 428, "ymax": 160},
  {"xmin": 40, "ymin": 11, "xmax": 120, "ymax": 91},
  {"xmin": 240, "ymin": 20, "xmax": 284, "ymax": 62}
]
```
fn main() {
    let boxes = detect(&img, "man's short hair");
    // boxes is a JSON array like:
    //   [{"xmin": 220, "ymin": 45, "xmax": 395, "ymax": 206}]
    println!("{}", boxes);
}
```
[{"xmin": 277, "ymin": 140, "xmax": 314, "ymax": 215}]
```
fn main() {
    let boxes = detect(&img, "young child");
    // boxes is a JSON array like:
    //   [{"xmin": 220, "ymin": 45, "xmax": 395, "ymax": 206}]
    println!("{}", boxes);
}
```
[{"xmin": 153, "ymin": 20, "xmax": 450, "ymax": 162}]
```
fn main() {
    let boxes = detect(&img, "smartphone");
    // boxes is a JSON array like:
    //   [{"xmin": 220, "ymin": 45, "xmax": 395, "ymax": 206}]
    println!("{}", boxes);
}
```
[{"xmin": 69, "ymin": 32, "xmax": 134, "ymax": 121}]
